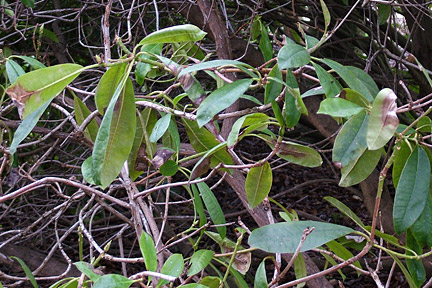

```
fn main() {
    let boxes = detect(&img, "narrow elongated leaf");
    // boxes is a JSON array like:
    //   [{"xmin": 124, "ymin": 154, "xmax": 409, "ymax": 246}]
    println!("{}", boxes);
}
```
[
  {"xmin": 339, "ymin": 148, "xmax": 381, "ymax": 187},
  {"xmin": 393, "ymin": 146, "xmax": 431, "ymax": 234},
  {"xmin": 254, "ymin": 260, "xmax": 267, "ymax": 288},
  {"xmin": 258, "ymin": 23, "xmax": 273, "ymax": 62},
  {"xmin": 264, "ymin": 65, "xmax": 283, "ymax": 104},
  {"xmin": 92, "ymin": 78, "xmax": 136, "ymax": 188},
  {"xmin": 20, "ymin": 0, "xmax": 35, "ymax": 8},
  {"xmin": 246, "ymin": 162, "xmax": 272, "ymax": 208},
  {"xmin": 389, "ymin": 254, "xmax": 418, "ymax": 288},
  {"xmin": 14, "ymin": 55, "xmax": 46, "ymax": 69},
  {"xmin": 318, "ymin": 98, "xmax": 364, "ymax": 117},
  {"xmin": 294, "ymin": 254, "xmax": 307, "ymax": 288},
  {"xmin": 181, "ymin": 284, "xmax": 209, "ymax": 288},
  {"xmin": 157, "ymin": 254, "xmax": 184, "ymax": 288},
  {"xmin": 197, "ymin": 79, "xmax": 252, "ymax": 127},
  {"xmin": 128, "ymin": 112, "xmax": 145, "ymax": 180},
  {"xmin": 191, "ymin": 184, "xmax": 207, "ymax": 227},
  {"xmin": 320, "ymin": 0, "xmax": 331, "ymax": 29},
  {"xmin": 197, "ymin": 182, "xmax": 226, "ymax": 238},
  {"xmin": 248, "ymin": 221, "xmax": 353, "ymax": 253},
  {"xmin": 150, "ymin": 113, "xmax": 171, "ymax": 143},
  {"xmin": 324, "ymin": 196, "xmax": 366, "ymax": 230},
  {"xmin": 312, "ymin": 62, "xmax": 342, "ymax": 98},
  {"xmin": 285, "ymin": 71, "xmax": 301, "ymax": 128},
  {"xmin": 93, "ymin": 274, "xmax": 134, "ymax": 288},
  {"xmin": 10, "ymin": 256, "xmax": 38, "ymax": 288},
  {"xmin": 74, "ymin": 96, "xmax": 99, "ymax": 142},
  {"xmin": 188, "ymin": 250, "xmax": 214, "ymax": 276},
  {"xmin": 406, "ymin": 230, "xmax": 426, "ymax": 287},
  {"xmin": 411, "ymin": 194, "xmax": 432, "ymax": 248},
  {"xmin": 278, "ymin": 44, "xmax": 311, "ymax": 69},
  {"xmin": 392, "ymin": 141, "xmax": 413, "ymax": 188},
  {"xmin": 326, "ymin": 240, "xmax": 362, "ymax": 271},
  {"xmin": 367, "ymin": 88, "xmax": 399, "ymax": 150},
  {"xmin": 74, "ymin": 261, "xmax": 101, "ymax": 282},
  {"xmin": 6, "ymin": 59, "xmax": 25, "ymax": 84},
  {"xmin": 139, "ymin": 232, "xmax": 157, "ymax": 272},
  {"xmin": 136, "ymin": 43, "xmax": 163, "ymax": 85},
  {"xmin": 346, "ymin": 66, "xmax": 379, "ymax": 97},
  {"xmin": 178, "ymin": 60, "xmax": 250, "ymax": 78},
  {"xmin": 95, "ymin": 63, "xmax": 127, "ymax": 115},
  {"xmin": 139, "ymin": 24, "xmax": 206, "ymax": 45},
  {"xmin": 6, "ymin": 63, "xmax": 82, "ymax": 118}
]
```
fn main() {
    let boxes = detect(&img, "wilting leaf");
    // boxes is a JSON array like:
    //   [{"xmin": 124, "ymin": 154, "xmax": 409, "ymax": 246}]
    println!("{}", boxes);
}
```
[
  {"xmin": 393, "ymin": 146, "xmax": 431, "ymax": 234},
  {"xmin": 197, "ymin": 79, "xmax": 252, "ymax": 127},
  {"xmin": 367, "ymin": 88, "xmax": 399, "ymax": 150},
  {"xmin": 139, "ymin": 232, "xmax": 157, "ymax": 272},
  {"xmin": 74, "ymin": 95, "xmax": 99, "ymax": 142},
  {"xmin": 188, "ymin": 250, "xmax": 214, "ymax": 276},
  {"xmin": 318, "ymin": 98, "xmax": 364, "ymax": 118},
  {"xmin": 152, "ymin": 148, "xmax": 174, "ymax": 169},
  {"xmin": 95, "ymin": 63, "xmax": 127, "ymax": 115},
  {"xmin": 264, "ymin": 64, "xmax": 283, "ymax": 104},
  {"xmin": 157, "ymin": 254, "xmax": 184, "ymax": 288},
  {"xmin": 139, "ymin": 24, "xmax": 206, "ymax": 45},
  {"xmin": 6, "ymin": 59, "xmax": 25, "ymax": 84},
  {"xmin": 249, "ymin": 221, "xmax": 353, "ymax": 253},
  {"xmin": 245, "ymin": 162, "xmax": 272, "ymax": 208},
  {"xmin": 278, "ymin": 44, "xmax": 311, "ymax": 69},
  {"xmin": 92, "ymin": 78, "xmax": 136, "ymax": 188},
  {"xmin": 312, "ymin": 62, "xmax": 342, "ymax": 98},
  {"xmin": 339, "ymin": 148, "xmax": 381, "ymax": 187},
  {"xmin": 197, "ymin": 182, "xmax": 226, "ymax": 238}
]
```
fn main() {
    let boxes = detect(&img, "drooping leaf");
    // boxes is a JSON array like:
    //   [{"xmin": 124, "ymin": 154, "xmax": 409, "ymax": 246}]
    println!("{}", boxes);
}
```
[
  {"xmin": 367, "ymin": 88, "xmax": 399, "ymax": 150},
  {"xmin": 393, "ymin": 146, "xmax": 431, "ymax": 234},
  {"xmin": 278, "ymin": 44, "xmax": 311, "ymax": 69},
  {"xmin": 139, "ymin": 24, "xmax": 206, "ymax": 45},
  {"xmin": 324, "ymin": 196, "xmax": 366, "ymax": 230},
  {"xmin": 10, "ymin": 256, "xmax": 38, "ymax": 288},
  {"xmin": 6, "ymin": 59, "xmax": 25, "ymax": 84},
  {"xmin": 150, "ymin": 113, "xmax": 171, "ymax": 143},
  {"xmin": 264, "ymin": 64, "xmax": 283, "ymax": 104},
  {"xmin": 6, "ymin": 63, "xmax": 82, "ymax": 118},
  {"xmin": 312, "ymin": 62, "xmax": 342, "ymax": 98},
  {"xmin": 95, "ymin": 63, "xmax": 127, "ymax": 115},
  {"xmin": 197, "ymin": 182, "xmax": 226, "ymax": 238},
  {"xmin": 157, "ymin": 254, "xmax": 184, "ymax": 288},
  {"xmin": 73, "ymin": 95, "xmax": 99, "ymax": 142},
  {"xmin": 339, "ymin": 148, "xmax": 381, "ymax": 187},
  {"xmin": 318, "ymin": 98, "xmax": 364, "ymax": 118},
  {"xmin": 197, "ymin": 79, "xmax": 252, "ymax": 127},
  {"xmin": 245, "ymin": 162, "xmax": 273, "ymax": 208},
  {"xmin": 93, "ymin": 274, "xmax": 134, "ymax": 288},
  {"xmin": 326, "ymin": 240, "xmax": 362, "ymax": 272},
  {"xmin": 388, "ymin": 254, "xmax": 418, "ymax": 288},
  {"xmin": 191, "ymin": 184, "xmax": 207, "ymax": 227},
  {"xmin": 406, "ymin": 229, "xmax": 426, "ymax": 287},
  {"xmin": 187, "ymin": 250, "xmax": 214, "ymax": 277},
  {"xmin": 128, "ymin": 112, "xmax": 145, "ymax": 180},
  {"xmin": 92, "ymin": 77, "xmax": 136, "ymax": 188},
  {"xmin": 139, "ymin": 232, "xmax": 157, "ymax": 272},
  {"xmin": 254, "ymin": 260, "xmax": 268, "ymax": 288},
  {"xmin": 248, "ymin": 221, "xmax": 353, "ymax": 253}
]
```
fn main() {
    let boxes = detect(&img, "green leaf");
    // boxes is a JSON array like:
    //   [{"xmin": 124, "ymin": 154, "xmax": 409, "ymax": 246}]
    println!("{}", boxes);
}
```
[
  {"xmin": 284, "ymin": 72, "xmax": 301, "ymax": 128},
  {"xmin": 20, "ymin": 0, "xmax": 35, "ymax": 8},
  {"xmin": 139, "ymin": 232, "xmax": 157, "ymax": 272},
  {"xmin": 73, "ymin": 95, "xmax": 99, "ymax": 142},
  {"xmin": 392, "ymin": 141, "xmax": 413, "ymax": 188},
  {"xmin": 389, "ymin": 254, "xmax": 418, "ymax": 288},
  {"xmin": 324, "ymin": 196, "xmax": 366, "ymax": 230},
  {"xmin": 246, "ymin": 162, "xmax": 273, "ymax": 208},
  {"xmin": 178, "ymin": 60, "xmax": 251, "ymax": 78},
  {"xmin": 136, "ymin": 43, "xmax": 163, "ymax": 85},
  {"xmin": 197, "ymin": 182, "xmax": 226, "ymax": 238},
  {"xmin": 326, "ymin": 240, "xmax": 362, "ymax": 271},
  {"xmin": 93, "ymin": 274, "xmax": 134, "ymax": 288},
  {"xmin": 258, "ymin": 23, "xmax": 273, "ymax": 62},
  {"xmin": 81, "ymin": 156, "xmax": 96, "ymax": 185},
  {"xmin": 393, "ymin": 146, "xmax": 431, "ymax": 234},
  {"xmin": 6, "ymin": 59, "xmax": 25, "ymax": 84},
  {"xmin": 318, "ymin": 59, "xmax": 375, "ymax": 102},
  {"xmin": 187, "ymin": 250, "xmax": 214, "ymax": 276},
  {"xmin": 320, "ymin": 0, "xmax": 331, "ymax": 29},
  {"xmin": 305, "ymin": 35, "xmax": 319, "ymax": 49},
  {"xmin": 377, "ymin": 4, "xmax": 391, "ymax": 25},
  {"xmin": 181, "ymin": 284, "xmax": 209, "ymax": 288},
  {"xmin": 278, "ymin": 44, "xmax": 310, "ymax": 69},
  {"xmin": 254, "ymin": 260, "xmax": 267, "ymax": 288},
  {"xmin": 159, "ymin": 159, "xmax": 178, "ymax": 176},
  {"xmin": 157, "ymin": 254, "xmax": 184, "ymax": 288},
  {"xmin": 411, "ymin": 194, "xmax": 432, "ymax": 248},
  {"xmin": 318, "ymin": 98, "xmax": 364, "ymax": 118},
  {"xmin": 92, "ymin": 78, "xmax": 136, "ymax": 188},
  {"xmin": 367, "ymin": 88, "xmax": 399, "ymax": 150},
  {"xmin": 139, "ymin": 24, "xmax": 206, "ymax": 45},
  {"xmin": 406, "ymin": 230, "xmax": 426, "ymax": 287},
  {"xmin": 248, "ymin": 221, "xmax": 353, "ymax": 253},
  {"xmin": 197, "ymin": 79, "xmax": 252, "ymax": 127},
  {"xmin": 10, "ymin": 256, "xmax": 38, "ymax": 288},
  {"xmin": 74, "ymin": 261, "xmax": 101, "ymax": 282},
  {"xmin": 339, "ymin": 148, "xmax": 381, "ymax": 187},
  {"xmin": 6, "ymin": 63, "xmax": 82, "ymax": 118},
  {"xmin": 9, "ymin": 100, "xmax": 50, "ymax": 155},
  {"xmin": 294, "ymin": 254, "xmax": 307, "ymax": 288},
  {"xmin": 341, "ymin": 88, "xmax": 370, "ymax": 108},
  {"xmin": 95, "ymin": 63, "xmax": 128, "ymax": 115},
  {"xmin": 264, "ymin": 65, "xmax": 283, "ymax": 104},
  {"xmin": 150, "ymin": 113, "xmax": 171, "ymax": 143},
  {"xmin": 128, "ymin": 112, "xmax": 145, "ymax": 180},
  {"xmin": 191, "ymin": 184, "xmax": 207, "ymax": 227},
  {"xmin": 346, "ymin": 66, "xmax": 379, "ymax": 97},
  {"xmin": 14, "ymin": 55, "xmax": 46, "ymax": 69}
]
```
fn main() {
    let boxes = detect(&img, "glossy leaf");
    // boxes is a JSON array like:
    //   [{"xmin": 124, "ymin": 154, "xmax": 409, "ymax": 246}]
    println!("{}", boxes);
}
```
[
  {"xmin": 139, "ymin": 232, "xmax": 157, "ymax": 272},
  {"xmin": 197, "ymin": 182, "xmax": 226, "ymax": 238},
  {"xmin": 197, "ymin": 79, "xmax": 252, "ymax": 127},
  {"xmin": 95, "ymin": 63, "xmax": 127, "ymax": 115},
  {"xmin": 312, "ymin": 62, "xmax": 342, "ymax": 98},
  {"xmin": 393, "ymin": 146, "xmax": 431, "ymax": 234},
  {"xmin": 264, "ymin": 64, "xmax": 283, "ymax": 104},
  {"xmin": 278, "ymin": 44, "xmax": 311, "ymax": 69},
  {"xmin": 6, "ymin": 63, "xmax": 82, "ymax": 118},
  {"xmin": 248, "ymin": 221, "xmax": 353, "ymax": 253},
  {"xmin": 157, "ymin": 254, "xmax": 184, "ymax": 288},
  {"xmin": 73, "ymin": 95, "xmax": 99, "ymax": 142},
  {"xmin": 318, "ymin": 98, "xmax": 364, "ymax": 117},
  {"xmin": 246, "ymin": 162, "xmax": 272, "ymax": 208},
  {"xmin": 6, "ymin": 59, "xmax": 25, "ymax": 84},
  {"xmin": 254, "ymin": 260, "xmax": 267, "ymax": 288},
  {"xmin": 150, "ymin": 113, "xmax": 171, "ymax": 143},
  {"xmin": 367, "ymin": 88, "xmax": 399, "ymax": 150},
  {"xmin": 324, "ymin": 196, "xmax": 366, "ymax": 230},
  {"xmin": 139, "ymin": 24, "xmax": 206, "ymax": 45},
  {"xmin": 187, "ymin": 250, "xmax": 214, "ymax": 276},
  {"xmin": 93, "ymin": 274, "xmax": 134, "ymax": 288},
  {"xmin": 10, "ymin": 256, "xmax": 38, "ymax": 288},
  {"xmin": 92, "ymin": 78, "xmax": 136, "ymax": 188},
  {"xmin": 339, "ymin": 148, "xmax": 381, "ymax": 187}
]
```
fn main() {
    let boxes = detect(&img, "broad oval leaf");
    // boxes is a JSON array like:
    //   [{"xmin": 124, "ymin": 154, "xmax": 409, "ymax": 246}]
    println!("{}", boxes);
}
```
[
  {"xmin": 318, "ymin": 98, "xmax": 364, "ymax": 118},
  {"xmin": 95, "ymin": 63, "xmax": 127, "ymax": 115},
  {"xmin": 393, "ymin": 146, "xmax": 431, "ymax": 234},
  {"xmin": 93, "ymin": 274, "xmax": 134, "ymax": 288},
  {"xmin": 150, "ymin": 113, "xmax": 171, "ymax": 143},
  {"xmin": 197, "ymin": 182, "xmax": 226, "ymax": 238},
  {"xmin": 197, "ymin": 79, "xmax": 252, "ymax": 127},
  {"xmin": 187, "ymin": 249, "xmax": 214, "ymax": 276},
  {"xmin": 264, "ymin": 64, "xmax": 283, "ymax": 104},
  {"xmin": 367, "ymin": 88, "xmax": 399, "ymax": 150},
  {"xmin": 81, "ymin": 156, "xmax": 96, "ymax": 185},
  {"xmin": 157, "ymin": 254, "xmax": 184, "ymax": 288},
  {"xmin": 339, "ymin": 148, "xmax": 381, "ymax": 187},
  {"xmin": 139, "ymin": 24, "xmax": 206, "ymax": 45},
  {"xmin": 248, "ymin": 221, "xmax": 353, "ymax": 253},
  {"xmin": 312, "ymin": 62, "xmax": 342, "ymax": 98},
  {"xmin": 278, "ymin": 44, "xmax": 311, "ymax": 69},
  {"xmin": 139, "ymin": 231, "xmax": 157, "ymax": 272},
  {"xmin": 246, "ymin": 162, "xmax": 273, "ymax": 208},
  {"xmin": 159, "ymin": 159, "xmax": 178, "ymax": 176}
]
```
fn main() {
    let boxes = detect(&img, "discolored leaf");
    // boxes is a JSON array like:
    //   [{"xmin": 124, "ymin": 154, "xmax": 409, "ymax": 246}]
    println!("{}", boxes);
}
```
[
  {"xmin": 248, "ymin": 221, "xmax": 353, "ymax": 253},
  {"xmin": 246, "ymin": 162, "xmax": 272, "ymax": 208},
  {"xmin": 197, "ymin": 182, "xmax": 226, "ymax": 238},
  {"xmin": 393, "ymin": 146, "xmax": 431, "ymax": 234},
  {"xmin": 188, "ymin": 250, "xmax": 214, "ymax": 276},
  {"xmin": 157, "ymin": 254, "xmax": 184, "ymax": 288},
  {"xmin": 278, "ymin": 44, "xmax": 311, "ymax": 69},
  {"xmin": 318, "ymin": 98, "xmax": 364, "ymax": 118},
  {"xmin": 151, "ymin": 148, "xmax": 174, "ymax": 169},
  {"xmin": 139, "ymin": 24, "xmax": 206, "ymax": 45},
  {"xmin": 139, "ymin": 232, "xmax": 157, "ymax": 272},
  {"xmin": 367, "ymin": 88, "xmax": 399, "ymax": 150},
  {"xmin": 95, "ymin": 63, "xmax": 127, "ymax": 115},
  {"xmin": 340, "ymin": 88, "xmax": 370, "ymax": 108},
  {"xmin": 264, "ymin": 64, "xmax": 283, "ymax": 104}
]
